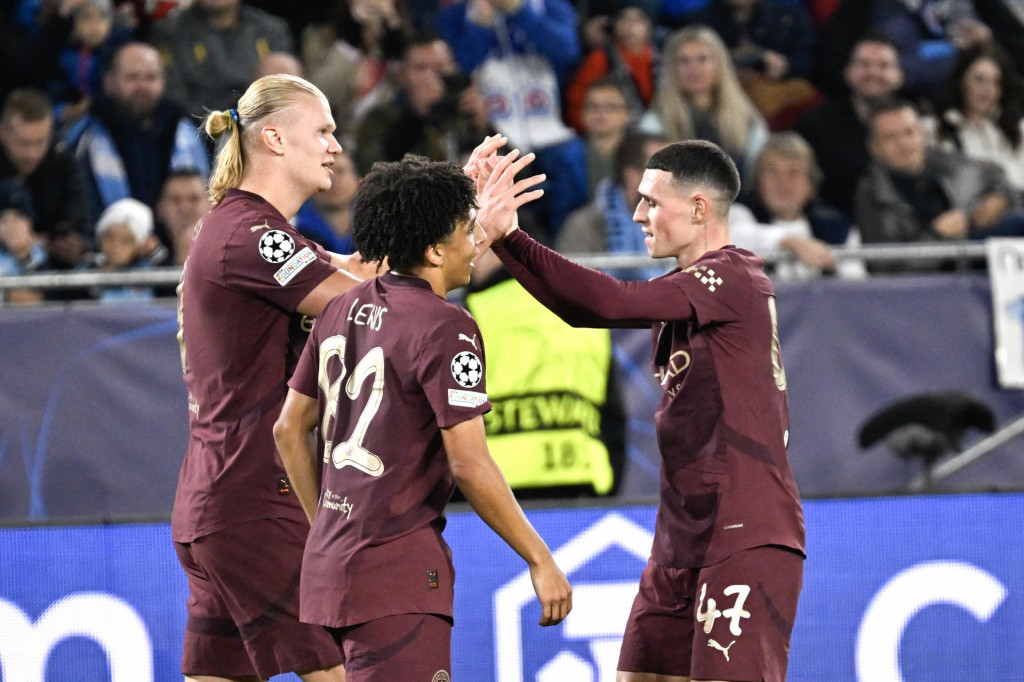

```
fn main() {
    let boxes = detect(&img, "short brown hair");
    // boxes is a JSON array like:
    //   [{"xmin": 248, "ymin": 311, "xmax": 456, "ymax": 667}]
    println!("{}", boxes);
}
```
[{"xmin": 1, "ymin": 89, "xmax": 53, "ymax": 124}]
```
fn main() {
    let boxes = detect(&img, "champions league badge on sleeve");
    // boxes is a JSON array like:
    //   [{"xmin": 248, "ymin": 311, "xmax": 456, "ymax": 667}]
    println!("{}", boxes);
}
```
[
  {"xmin": 258, "ymin": 230, "xmax": 297, "ymax": 263},
  {"xmin": 449, "ymin": 351, "xmax": 486, "ymax": 407},
  {"xmin": 451, "ymin": 351, "xmax": 482, "ymax": 388}
]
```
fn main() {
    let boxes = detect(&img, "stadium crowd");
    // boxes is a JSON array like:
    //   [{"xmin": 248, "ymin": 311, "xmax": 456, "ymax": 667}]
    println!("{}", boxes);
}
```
[{"xmin": 1, "ymin": 0, "xmax": 1022, "ymax": 301}]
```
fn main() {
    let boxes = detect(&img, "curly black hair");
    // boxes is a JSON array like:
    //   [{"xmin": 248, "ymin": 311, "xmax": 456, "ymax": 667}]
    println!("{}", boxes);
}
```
[{"xmin": 352, "ymin": 155, "xmax": 476, "ymax": 272}]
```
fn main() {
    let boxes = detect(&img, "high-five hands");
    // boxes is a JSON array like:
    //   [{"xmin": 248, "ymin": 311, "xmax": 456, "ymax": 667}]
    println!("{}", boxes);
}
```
[
  {"xmin": 462, "ymin": 134, "xmax": 507, "ymax": 184},
  {"xmin": 474, "ymin": 148, "xmax": 545, "ymax": 245}
]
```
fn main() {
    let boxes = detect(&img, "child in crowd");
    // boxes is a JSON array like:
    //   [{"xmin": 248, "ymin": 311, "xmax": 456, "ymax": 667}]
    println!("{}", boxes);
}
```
[
  {"xmin": 567, "ymin": 5, "xmax": 658, "ymax": 133},
  {"xmin": 0, "ymin": 179, "xmax": 46, "ymax": 303},
  {"xmin": 50, "ymin": 0, "xmax": 130, "ymax": 126},
  {"xmin": 83, "ymin": 197, "xmax": 168, "ymax": 301}
]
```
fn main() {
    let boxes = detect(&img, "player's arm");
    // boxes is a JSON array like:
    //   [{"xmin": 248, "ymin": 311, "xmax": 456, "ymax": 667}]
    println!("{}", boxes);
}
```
[
  {"xmin": 328, "ymin": 251, "xmax": 388, "ymax": 280},
  {"xmin": 476, "ymin": 151, "xmax": 692, "ymax": 327},
  {"xmin": 495, "ymin": 230, "xmax": 693, "ymax": 327},
  {"xmin": 273, "ymin": 388, "xmax": 321, "ymax": 524},
  {"xmin": 296, "ymin": 269, "xmax": 361, "ymax": 317},
  {"xmin": 442, "ymin": 416, "xmax": 572, "ymax": 626}
]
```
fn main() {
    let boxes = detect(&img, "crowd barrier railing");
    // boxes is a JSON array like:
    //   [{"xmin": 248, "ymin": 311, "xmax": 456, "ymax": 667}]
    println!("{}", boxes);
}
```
[{"xmin": 0, "ymin": 241, "xmax": 990, "ymax": 293}]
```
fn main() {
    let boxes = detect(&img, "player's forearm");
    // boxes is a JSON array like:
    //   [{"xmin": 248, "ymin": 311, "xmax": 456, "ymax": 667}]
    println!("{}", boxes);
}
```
[
  {"xmin": 494, "ymin": 230, "xmax": 668, "ymax": 328},
  {"xmin": 274, "ymin": 428, "xmax": 320, "ymax": 524},
  {"xmin": 451, "ymin": 453, "xmax": 553, "ymax": 567}
]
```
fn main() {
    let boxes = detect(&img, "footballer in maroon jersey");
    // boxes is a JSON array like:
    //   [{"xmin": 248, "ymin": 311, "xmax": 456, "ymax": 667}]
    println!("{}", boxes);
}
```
[
  {"xmin": 275, "ymin": 153, "xmax": 571, "ymax": 680},
  {"xmin": 172, "ymin": 76, "xmax": 366, "ymax": 681},
  {"xmin": 481, "ymin": 141, "xmax": 805, "ymax": 682}
]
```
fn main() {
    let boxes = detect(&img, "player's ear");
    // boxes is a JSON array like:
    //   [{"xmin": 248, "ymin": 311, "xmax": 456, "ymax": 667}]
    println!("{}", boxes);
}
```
[
  {"xmin": 692, "ymin": 194, "xmax": 709, "ymax": 224},
  {"xmin": 424, "ymin": 242, "xmax": 444, "ymax": 267},
  {"xmin": 261, "ymin": 125, "xmax": 285, "ymax": 155}
]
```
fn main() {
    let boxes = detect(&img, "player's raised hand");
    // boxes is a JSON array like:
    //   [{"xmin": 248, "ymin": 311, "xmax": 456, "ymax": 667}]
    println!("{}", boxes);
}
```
[
  {"xmin": 462, "ymin": 134, "xmax": 508, "ymax": 183},
  {"xmin": 530, "ymin": 558, "xmax": 572, "ymax": 626},
  {"xmin": 476, "ymin": 149, "xmax": 546, "ymax": 244}
]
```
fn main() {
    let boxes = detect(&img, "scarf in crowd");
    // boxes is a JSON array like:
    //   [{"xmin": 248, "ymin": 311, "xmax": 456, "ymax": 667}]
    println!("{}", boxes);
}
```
[
  {"xmin": 595, "ymin": 177, "xmax": 663, "ymax": 280},
  {"xmin": 75, "ymin": 117, "xmax": 210, "ymax": 208}
]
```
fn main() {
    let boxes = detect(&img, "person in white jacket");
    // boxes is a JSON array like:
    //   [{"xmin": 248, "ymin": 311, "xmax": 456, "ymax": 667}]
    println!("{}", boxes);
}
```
[{"xmin": 730, "ymin": 132, "xmax": 866, "ymax": 281}]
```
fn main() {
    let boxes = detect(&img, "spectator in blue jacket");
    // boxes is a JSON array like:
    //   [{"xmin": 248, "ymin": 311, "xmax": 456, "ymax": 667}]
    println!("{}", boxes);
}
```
[
  {"xmin": 871, "ymin": 0, "xmax": 992, "ymax": 99},
  {"xmin": 61, "ymin": 42, "xmax": 210, "ymax": 223},
  {"xmin": 438, "ymin": 0, "xmax": 587, "ymax": 236}
]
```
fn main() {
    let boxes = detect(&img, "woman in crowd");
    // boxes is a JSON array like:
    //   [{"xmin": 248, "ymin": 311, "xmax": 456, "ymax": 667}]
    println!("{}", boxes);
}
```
[
  {"xmin": 932, "ymin": 41, "xmax": 1024, "ymax": 198},
  {"xmin": 638, "ymin": 24, "xmax": 767, "ymax": 179}
]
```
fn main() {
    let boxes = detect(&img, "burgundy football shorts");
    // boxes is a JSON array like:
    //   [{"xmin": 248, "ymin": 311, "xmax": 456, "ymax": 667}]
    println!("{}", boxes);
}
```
[
  {"xmin": 618, "ymin": 545, "xmax": 803, "ymax": 681},
  {"xmin": 329, "ymin": 613, "xmax": 453, "ymax": 681},
  {"xmin": 174, "ymin": 516, "xmax": 344, "ymax": 678}
]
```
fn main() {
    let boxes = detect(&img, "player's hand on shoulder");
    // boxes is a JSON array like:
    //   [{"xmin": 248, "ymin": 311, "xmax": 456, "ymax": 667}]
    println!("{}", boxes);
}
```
[
  {"xmin": 334, "ymin": 252, "xmax": 387, "ymax": 280},
  {"xmin": 529, "ymin": 557, "xmax": 572, "ymax": 626}
]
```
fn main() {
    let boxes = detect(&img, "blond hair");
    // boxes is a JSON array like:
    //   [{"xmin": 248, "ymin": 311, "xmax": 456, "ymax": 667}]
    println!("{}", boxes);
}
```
[
  {"xmin": 755, "ymin": 131, "xmax": 824, "ymax": 189},
  {"xmin": 205, "ymin": 74, "xmax": 329, "ymax": 203},
  {"xmin": 650, "ymin": 26, "xmax": 761, "ymax": 156}
]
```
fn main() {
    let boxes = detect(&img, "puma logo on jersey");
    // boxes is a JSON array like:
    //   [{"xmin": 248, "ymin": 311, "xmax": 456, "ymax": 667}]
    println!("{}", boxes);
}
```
[
  {"xmin": 707, "ymin": 639, "xmax": 735, "ymax": 661},
  {"xmin": 249, "ymin": 221, "xmax": 271, "ymax": 232},
  {"xmin": 458, "ymin": 333, "xmax": 478, "ymax": 350}
]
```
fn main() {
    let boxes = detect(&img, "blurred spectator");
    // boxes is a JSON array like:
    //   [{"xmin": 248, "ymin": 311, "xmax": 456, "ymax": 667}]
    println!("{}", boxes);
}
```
[
  {"xmin": 871, "ymin": 0, "xmax": 991, "ymax": 99},
  {"xmin": 61, "ymin": 42, "xmax": 210, "ymax": 220},
  {"xmin": 659, "ymin": 0, "xmax": 712, "ymax": 24},
  {"xmin": 0, "ymin": 88, "xmax": 90, "ymax": 268},
  {"xmin": 301, "ymin": 0, "xmax": 408, "ymax": 137},
  {"xmin": 353, "ymin": 35, "xmax": 490, "ymax": 173},
  {"xmin": 465, "ymin": 246, "xmax": 625, "ymax": 498},
  {"xmin": 556, "ymin": 130, "xmax": 669, "ymax": 281},
  {"xmin": 856, "ymin": 98, "xmax": 1024, "ymax": 270},
  {"xmin": 930, "ymin": 42, "xmax": 1024, "ymax": 198},
  {"xmin": 973, "ymin": 0, "xmax": 1024, "ymax": 73},
  {"xmin": 638, "ymin": 25, "xmax": 767, "ymax": 179},
  {"xmin": 293, "ymin": 149, "xmax": 359, "ymax": 254},
  {"xmin": 807, "ymin": 0, "xmax": 841, "ymax": 28},
  {"xmin": 49, "ymin": 0, "xmax": 131, "ymax": 127},
  {"xmin": 683, "ymin": 0, "xmax": 820, "ymax": 128},
  {"xmin": 109, "ymin": 0, "xmax": 188, "ymax": 35},
  {"xmin": 438, "ymin": 0, "xmax": 587, "ymax": 236},
  {"xmin": 797, "ymin": 32, "xmax": 904, "ymax": 216},
  {"xmin": 730, "ymin": 131, "xmax": 866, "ymax": 281},
  {"xmin": 566, "ymin": 4, "xmax": 656, "ymax": 133},
  {"xmin": 0, "ymin": 178, "xmax": 46, "ymax": 304},
  {"xmin": 1, "ymin": 0, "xmax": 80, "ymax": 102},
  {"xmin": 578, "ymin": 0, "xmax": 660, "ymax": 31},
  {"xmin": 155, "ymin": 169, "xmax": 211, "ymax": 265},
  {"xmin": 151, "ymin": 0, "xmax": 294, "ymax": 119},
  {"xmin": 252, "ymin": 50, "xmax": 304, "ymax": 79},
  {"xmin": 808, "ymin": 0, "xmax": 876, "ymax": 97},
  {"xmin": 81, "ymin": 196, "xmax": 168, "ymax": 300},
  {"xmin": 578, "ymin": 78, "xmax": 633, "ymax": 199},
  {"xmin": 243, "ymin": 0, "xmax": 323, "ymax": 44}
]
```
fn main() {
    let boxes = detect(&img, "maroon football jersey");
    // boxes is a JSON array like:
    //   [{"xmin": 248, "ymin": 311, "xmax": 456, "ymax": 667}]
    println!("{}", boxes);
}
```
[
  {"xmin": 172, "ymin": 189, "xmax": 339, "ymax": 542},
  {"xmin": 289, "ymin": 273, "xmax": 491, "ymax": 627},
  {"xmin": 495, "ymin": 230, "xmax": 805, "ymax": 568}
]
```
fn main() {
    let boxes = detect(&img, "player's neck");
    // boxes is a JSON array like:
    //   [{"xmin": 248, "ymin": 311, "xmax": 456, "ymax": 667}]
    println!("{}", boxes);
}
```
[
  {"xmin": 676, "ymin": 225, "xmax": 730, "ymax": 268},
  {"xmin": 237, "ymin": 172, "xmax": 307, "ymax": 221},
  {"xmin": 399, "ymin": 266, "xmax": 448, "ymax": 299}
]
